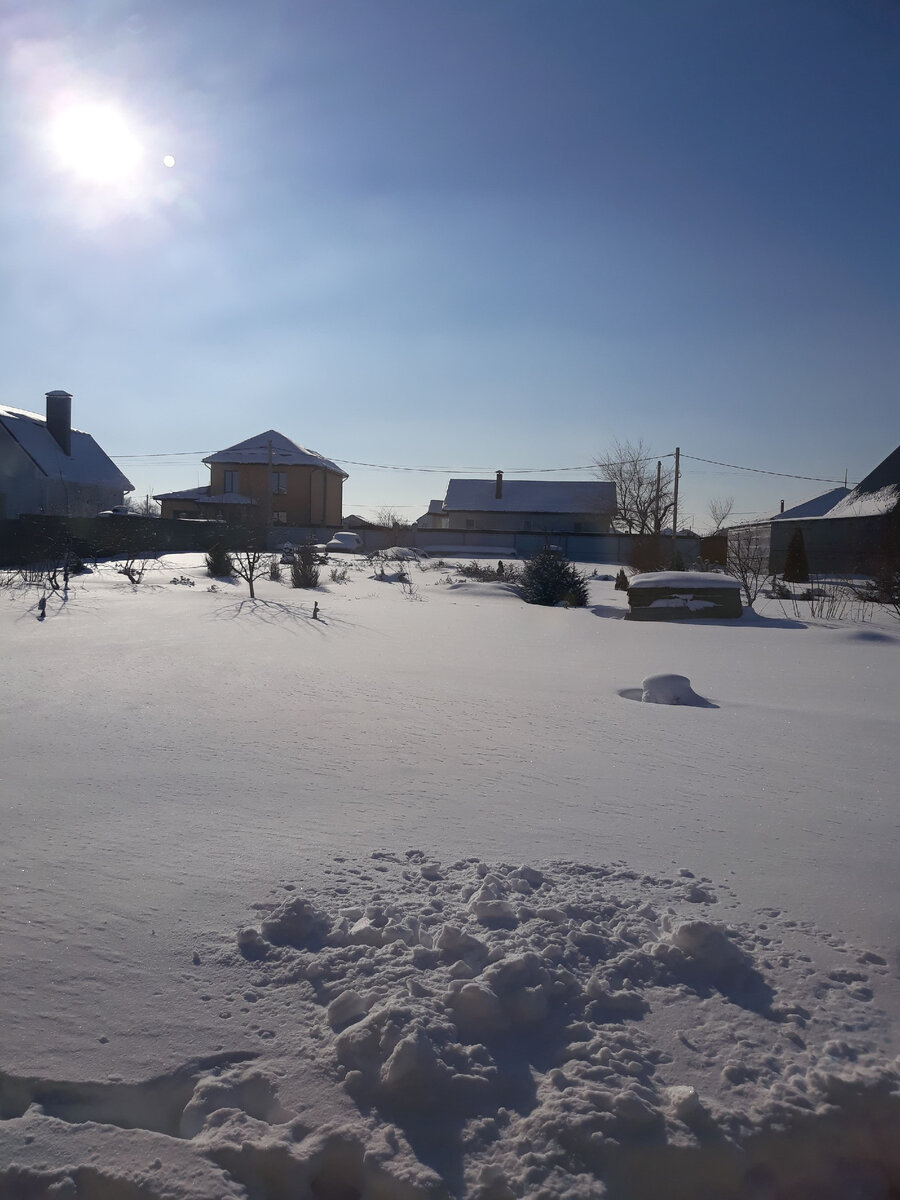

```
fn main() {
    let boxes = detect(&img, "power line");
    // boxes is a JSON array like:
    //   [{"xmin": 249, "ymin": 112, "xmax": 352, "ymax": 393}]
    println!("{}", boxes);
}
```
[
  {"xmin": 110, "ymin": 445, "xmax": 853, "ymax": 486},
  {"xmin": 681, "ymin": 453, "xmax": 853, "ymax": 485}
]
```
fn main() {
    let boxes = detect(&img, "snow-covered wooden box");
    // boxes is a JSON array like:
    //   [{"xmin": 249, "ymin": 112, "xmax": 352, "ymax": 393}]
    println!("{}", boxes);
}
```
[{"xmin": 626, "ymin": 571, "xmax": 743, "ymax": 620}]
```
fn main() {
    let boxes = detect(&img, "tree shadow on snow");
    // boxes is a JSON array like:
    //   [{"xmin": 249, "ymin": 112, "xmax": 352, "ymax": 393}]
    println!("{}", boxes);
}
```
[{"xmin": 210, "ymin": 597, "xmax": 340, "ymax": 633}]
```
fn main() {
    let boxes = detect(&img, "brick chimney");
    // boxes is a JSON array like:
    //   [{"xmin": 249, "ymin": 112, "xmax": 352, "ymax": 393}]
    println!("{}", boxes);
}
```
[
  {"xmin": 46, "ymin": 390, "xmax": 72, "ymax": 456},
  {"xmin": 495, "ymin": 470, "xmax": 503, "ymax": 499}
]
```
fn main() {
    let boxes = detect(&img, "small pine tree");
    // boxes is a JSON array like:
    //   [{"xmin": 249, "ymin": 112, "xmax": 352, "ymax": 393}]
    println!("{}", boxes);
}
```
[
  {"xmin": 783, "ymin": 529, "xmax": 809, "ymax": 583},
  {"xmin": 520, "ymin": 547, "xmax": 589, "ymax": 607},
  {"xmin": 291, "ymin": 541, "xmax": 320, "ymax": 588},
  {"xmin": 614, "ymin": 568, "xmax": 629, "ymax": 591},
  {"xmin": 205, "ymin": 544, "xmax": 234, "ymax": 577}
]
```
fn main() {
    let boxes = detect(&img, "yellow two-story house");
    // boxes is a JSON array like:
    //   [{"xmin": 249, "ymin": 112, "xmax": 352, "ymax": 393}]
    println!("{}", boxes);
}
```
[{"xmin": 155, "ymin": 430, "xmax": 346, "ymax": 529}]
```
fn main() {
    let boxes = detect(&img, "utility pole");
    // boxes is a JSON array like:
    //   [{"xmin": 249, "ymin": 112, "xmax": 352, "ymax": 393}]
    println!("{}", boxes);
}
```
[
  {"xmin": 266, "ymin": 437, "xmax": 273, "ymax": 532},
  {"xmin": 671, "ymin": 447, "xmax": 680, "ymax": 563},
  {"xmin": 654, "ymin": 461, "xmax": 662, "ymax": 534}
]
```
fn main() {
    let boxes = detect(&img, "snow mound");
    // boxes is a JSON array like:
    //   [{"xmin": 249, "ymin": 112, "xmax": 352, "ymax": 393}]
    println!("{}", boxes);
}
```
[
  {"xmin": 148, "ymin": 852, "xmax": 897, "ymax": 1199},
  {"xmin": 641, "ymin": 674, "xmax": 702, "ymax": 705}
]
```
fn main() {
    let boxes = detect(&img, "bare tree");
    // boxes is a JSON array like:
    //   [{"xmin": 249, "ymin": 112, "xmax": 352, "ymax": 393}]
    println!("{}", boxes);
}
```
[
  {"xmin": 706, "ymin": 495, "xmax": 735, "ymax": 535},
  {"xmin": 374, "ymin": 507, "xmax": 410, "ymax": 530},
  {"xmin": 231, "ymin": 546, "xmax": 268, "ymax": 599},
  {"xmin": 726, "ymin": 526, "xmax": 770, "ymax": 607},
  {"xmin": 123, "ymin": 494, "xmax": 161, "ymax": 517},
  {"xmin": 593, "ymin": 439, "xmax": 674, "ymax": 534}
]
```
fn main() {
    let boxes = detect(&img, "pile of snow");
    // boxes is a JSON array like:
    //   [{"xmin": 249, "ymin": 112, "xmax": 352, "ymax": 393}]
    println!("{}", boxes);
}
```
[
  {"xmin": 641, "ymin": 674, "xmax": 704, "ymax": 705},
  {"xmin": 381, "ymin": 546, "xmax": 430, "ymax": 561}
]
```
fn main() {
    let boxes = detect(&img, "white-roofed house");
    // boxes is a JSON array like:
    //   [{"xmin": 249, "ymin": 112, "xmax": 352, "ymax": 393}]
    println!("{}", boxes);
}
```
[
  {"xmin": 154, "ymin": 430, "xmax": 347, "ymax": 529},
  {"xmin": 415, "ymin": 499, "xmax": 449, "ymax": 529},
  {"xmin": 440, "ymin": 473, "xmax": 616, "ymax": 535},
  {"xmin": 728, "ymin": 444, "xmax": 900, "ymax": 576},
  {"xmin": 0, "ymin": 391, "xmax": 133, "ymax": 519}
]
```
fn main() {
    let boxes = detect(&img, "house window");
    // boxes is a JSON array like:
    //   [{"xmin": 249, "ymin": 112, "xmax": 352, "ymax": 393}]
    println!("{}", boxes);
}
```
[
  {"xmin": 272, "ymin": 471, "xmax": 287, "ymax": 494},
  {"xmin": 465, "ymin": 518, "xmax": 476, "ymax": 530},
  {"xmin": 272, "ymin": 511, "xmax": 288, "ymax": 525},
  {"xmin": 223, "ymin": 470, "xmax": 238, "ymax": 494}
]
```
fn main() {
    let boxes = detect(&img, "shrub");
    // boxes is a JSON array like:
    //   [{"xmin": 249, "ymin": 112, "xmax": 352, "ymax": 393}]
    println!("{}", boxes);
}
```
[
  {"xmin": 291, "ymin": 542, "xmax": 320, "ymax": 589},
  {"xmin": 456, "ymin": 560, "xmax": 519, "ymax": 582},
  {"xmin": 614, "ymin": 568, "xmax": 629, "ymax": 591},
  {"xmin": 205, "ymin": 544, "xmax": 234, "ymax": 577},
  {"xmin": 329, "ymin": 563, "xmax": 348, "ymax": 583},
  {"xmin": 783, "ymin": 529, "xmax": 809, "ymax": 583},
  {"xmin": 520, "ymin": 547, "xmax": 589, "ymax": 607},
  {"xmin": 268, "ymin": 556, "xmax": 283, "ymax": 582}
]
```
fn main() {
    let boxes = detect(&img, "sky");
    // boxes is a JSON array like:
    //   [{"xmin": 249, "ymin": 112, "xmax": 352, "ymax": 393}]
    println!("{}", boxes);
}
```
[{"xmin": 1, "ymin": 0, "xmax": 897, "ymax": 529}]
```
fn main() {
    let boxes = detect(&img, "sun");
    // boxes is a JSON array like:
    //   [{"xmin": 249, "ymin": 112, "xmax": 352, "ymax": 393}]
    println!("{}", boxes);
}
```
[{"xmin": 47, "ymin": 101, "xmax": 144, "ymax": 185}]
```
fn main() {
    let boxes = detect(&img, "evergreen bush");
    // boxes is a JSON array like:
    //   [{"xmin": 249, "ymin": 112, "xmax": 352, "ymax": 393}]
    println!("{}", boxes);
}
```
[
  {"xmin": 520, "ymin": 547, "xmax": 589, "ymax": 607},
  {"xmin": 291, "ymin": 542, "xmax": 320, "ymax": 588},
  {"xmin": 614, "ymin": 568, "xmax": 629, "ymax": 591},
  {"xmin": 783, "ymin": 529, "xmax": 810, "ymax": 583},
  {"xmin": 205, "ymin": 544, "xmax": 234, "ymax": 577}
]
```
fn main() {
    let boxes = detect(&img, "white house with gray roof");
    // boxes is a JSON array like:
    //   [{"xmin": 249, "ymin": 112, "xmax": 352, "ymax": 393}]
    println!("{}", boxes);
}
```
[
  {"xmin": 439, "ymin": 472, "xmax": 617, "ymax": 534},
  {"xmin": 0, "ymin": 391, "xmax": 132, "ymax": 519}
]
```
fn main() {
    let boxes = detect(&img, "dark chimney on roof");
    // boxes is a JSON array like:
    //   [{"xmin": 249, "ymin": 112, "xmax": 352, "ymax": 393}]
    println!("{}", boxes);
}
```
[
  {"xmin": 46, "ymin": 390, "xmax": 72, "ymax": 456},
  {"xmin": 495, "ymin": 470, "xmax": 503, "ymax": 499}
]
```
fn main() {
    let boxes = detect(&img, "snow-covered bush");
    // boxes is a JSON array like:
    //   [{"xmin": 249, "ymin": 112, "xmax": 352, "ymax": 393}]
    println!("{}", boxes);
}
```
[
  {"xmin": 268, "ymin": 556, "xmax": 283, "ymax": 582},
  {"xmin": 520, "ymin": 547, "xmax": 588, "ymax": 608}
]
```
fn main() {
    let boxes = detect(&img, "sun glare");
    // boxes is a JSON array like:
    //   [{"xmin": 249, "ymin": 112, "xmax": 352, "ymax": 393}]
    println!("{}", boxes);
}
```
[{"xmin": 48, "ymin": 101, "xmax": 144, "ymax": 185}]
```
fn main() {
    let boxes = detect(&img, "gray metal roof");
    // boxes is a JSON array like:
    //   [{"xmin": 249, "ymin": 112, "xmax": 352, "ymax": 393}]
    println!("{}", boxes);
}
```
[
  {"xmin": 442, "ymin": 478, "xmax": 616, "ymax": 515},
  {"xmin": 0, "ymin": 404, "xmax": 132, "ymax": 492}
]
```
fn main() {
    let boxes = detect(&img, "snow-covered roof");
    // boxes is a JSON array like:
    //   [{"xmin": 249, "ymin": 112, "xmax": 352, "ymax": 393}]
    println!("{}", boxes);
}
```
[
  {"xmin": 443, "ymin": 479, "xmax": 616, "ymax": 514},
  {"xmin": 203, "ymin": 430, "xmax": 347, "ymax": 477},
  {"xmin": 629, "ymin": 571, "xmax": 742, "ymax": 589},
  {"xmin": 770, "ymin": 447, "xmax": 900, "ymax": 522},
  {"xmin": 0, "ymin": 403, "xmax": 133, "ymax": 492},
  {"xmin": 825, "ymin": 485, "xmax": 900, "ymax": 519},
  {"xmin": 822, "ymin": 446, "xmax": 900, "ymax": 518},
  {"xmin": 152, "ymin": 486, "xmax": 255, "ymax": 505},
  {"xmin": 770, "ymin": 487, "xmax": 850, "ymax": 520}
]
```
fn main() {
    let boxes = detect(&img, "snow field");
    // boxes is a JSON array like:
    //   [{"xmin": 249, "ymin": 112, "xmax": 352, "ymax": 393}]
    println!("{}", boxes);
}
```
[{"xmin": 1, "ymin": 553, "xmax": 898, "ymax": 1197}]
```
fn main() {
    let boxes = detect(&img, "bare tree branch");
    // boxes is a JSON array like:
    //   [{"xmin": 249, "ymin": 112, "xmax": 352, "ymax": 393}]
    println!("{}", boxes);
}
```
[
  {"xmin": 593, "ymin": 439, "xmax": 674, "ymax": 534},
  {"xmin": 706, "ymin": 495, "xmax": 735, "ymax": 535}
]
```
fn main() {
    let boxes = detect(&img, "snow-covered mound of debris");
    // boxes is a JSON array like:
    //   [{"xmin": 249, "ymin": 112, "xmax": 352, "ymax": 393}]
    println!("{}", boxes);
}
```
[{"xmin": 6, "ymin": 853, "xmax": 893, "ymax": 1199}]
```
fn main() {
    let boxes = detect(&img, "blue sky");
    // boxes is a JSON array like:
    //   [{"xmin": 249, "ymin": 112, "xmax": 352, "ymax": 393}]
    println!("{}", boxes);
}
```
[{"xmin": 1, "ymin": 0, "xmax": 897, "ymax": 527}]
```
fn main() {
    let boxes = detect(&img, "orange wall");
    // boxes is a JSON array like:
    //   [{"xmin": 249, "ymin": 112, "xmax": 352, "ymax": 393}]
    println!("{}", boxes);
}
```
[{"xmin": 208, "ymin": 461, "xmax": 343, "ymax": 526}]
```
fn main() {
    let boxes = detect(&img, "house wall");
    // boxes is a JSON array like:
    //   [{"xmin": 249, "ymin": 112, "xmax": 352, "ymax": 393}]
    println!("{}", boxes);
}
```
[
  {"xmin": 444, "ymin": 509, "xmax": 612, "ymax": 534},
  {"xmin": 208, "ymin": 461, "xmax": 343, "ymax": 526},
  {"xmin": 0, "ymin": 425, "xmax": 125, "ymax": 518},
  {"xmin": 769, "ymin": 515, "xmax": 891, "ymax": 575}
]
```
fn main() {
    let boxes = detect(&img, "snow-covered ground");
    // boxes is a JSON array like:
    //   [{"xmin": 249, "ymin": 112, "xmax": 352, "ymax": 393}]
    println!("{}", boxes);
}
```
[{"xmin": 1, "ymin": 553, "xmax": 898, "ymax": 1199}]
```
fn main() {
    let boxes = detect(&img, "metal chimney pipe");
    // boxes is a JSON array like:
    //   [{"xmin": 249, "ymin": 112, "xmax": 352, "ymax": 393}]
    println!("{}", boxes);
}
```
[
  {"xmin": 46, "ymin": 390, "xmax": 72, "ymax": 456},
  {"xmin": 495, "ymin": 470, "xmax": 503, "ymax": 499}
]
